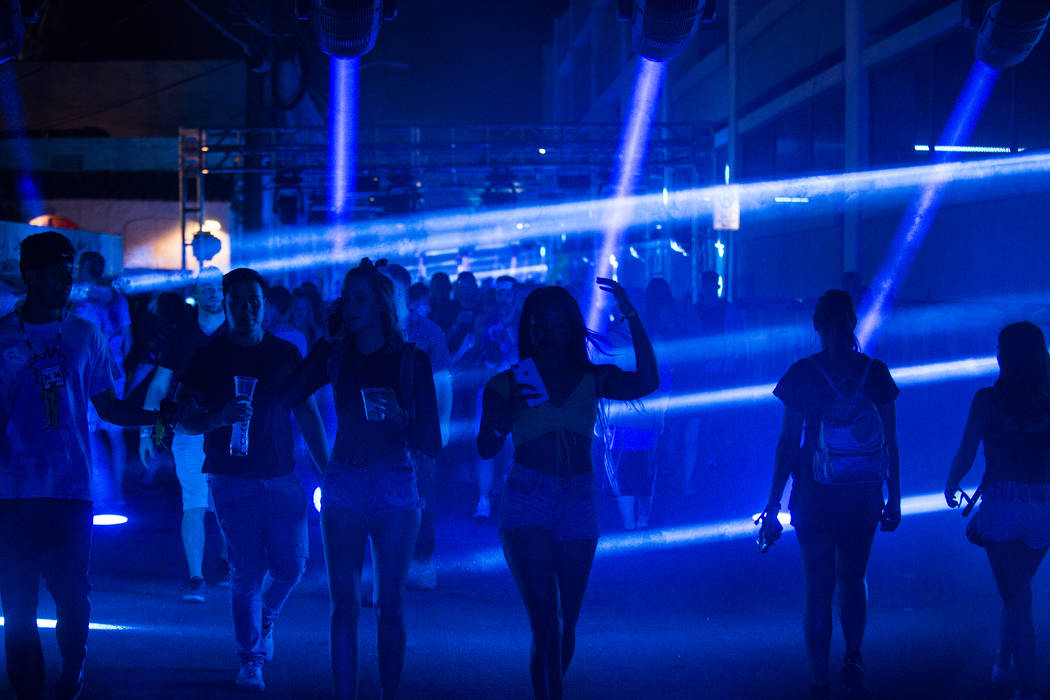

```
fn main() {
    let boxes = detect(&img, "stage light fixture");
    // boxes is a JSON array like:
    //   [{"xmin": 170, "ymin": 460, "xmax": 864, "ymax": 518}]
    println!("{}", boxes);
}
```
[
  {"xmin": 975, "ymin": 0, "xmax": 1050, "ymax": 69},
  {"xmin": 309, "ymin": 0, "xmax": 397, "ymax": 59},
  {"xmin": 190, "ymin": 231, "xmax": 222, "ymax": 263},
  {"xmin": 619, "ymin": 0, "xmax": 716, "ymax": 62}
]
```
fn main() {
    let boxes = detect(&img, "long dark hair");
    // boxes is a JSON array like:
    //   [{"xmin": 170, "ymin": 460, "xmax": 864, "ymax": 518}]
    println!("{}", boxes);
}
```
[
  {"xmin": 517, "ymin": 286, "xmax": 596, "ymax": 370},
  {"xmin": 995, "ymin": 321, "xmax": 1050, "ymax": 425},
  {"xmin": 341, "ymin": 258, "xmax": 402, "ymax": 349},
  {"xmin": 813, "ymin": 289, "xmax": 859, "ymax": 352}
]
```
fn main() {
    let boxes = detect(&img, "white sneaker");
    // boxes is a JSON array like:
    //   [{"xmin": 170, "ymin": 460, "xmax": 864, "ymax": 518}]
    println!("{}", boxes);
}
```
[
  {"xmin": 473, "ymin": 496, "xmax": 490, "ymax": 519},
  {"xmin": 407, "ymin": 559, "xmax": 437, "ymax": 591},
  {"xmin": 235, "ymin": 661, "xmax": 265, "ymax": 692}
]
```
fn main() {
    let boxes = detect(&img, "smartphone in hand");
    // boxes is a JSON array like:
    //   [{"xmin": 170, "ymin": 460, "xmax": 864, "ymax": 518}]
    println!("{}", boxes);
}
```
[{"xmin": 512, "ymin": 358, "xmax": 550, "ymax": 407}]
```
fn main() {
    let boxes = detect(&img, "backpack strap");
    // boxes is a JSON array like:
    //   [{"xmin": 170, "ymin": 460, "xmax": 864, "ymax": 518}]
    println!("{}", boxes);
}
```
[
  {"xmin": 809, "ymin": 355, "xmax": 874, "ymax": 400},
  {"xmin": 808, "ymin": 357, "xmax": 843, "ymax": 399},
  {"xmin": 854, "ymin": 357, "xmax": 875, "ymax": 398}
]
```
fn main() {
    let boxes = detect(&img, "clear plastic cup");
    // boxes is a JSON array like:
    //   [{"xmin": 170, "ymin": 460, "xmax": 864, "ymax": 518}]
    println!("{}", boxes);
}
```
[
  {"xmin": 360, "ymin": 387, "xmax": 393, "ymax": 421},
  {"xmin": 230, "ymin": 376, "xmax": 258, "ymax": 456}
]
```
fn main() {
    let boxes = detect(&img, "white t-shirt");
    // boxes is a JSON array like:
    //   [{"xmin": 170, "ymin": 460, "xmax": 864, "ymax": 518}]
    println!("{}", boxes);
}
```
[{"xmin": 0, "ymin": 312, "xmax": 118, "ymax": 500}]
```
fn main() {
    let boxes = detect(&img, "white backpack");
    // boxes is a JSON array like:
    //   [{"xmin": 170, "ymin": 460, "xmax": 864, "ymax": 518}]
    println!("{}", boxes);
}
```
[{"xmin": 810, "ymin": 357, "xmax": 888, "ymax": 486}]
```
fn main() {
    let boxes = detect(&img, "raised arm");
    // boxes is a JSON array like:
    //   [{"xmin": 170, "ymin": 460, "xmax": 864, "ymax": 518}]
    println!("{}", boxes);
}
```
[
  {"xmin": 596, "ymin": 278, "xmax": 659, "ymax": 400},
  {"xmin": 945, "ymin": 389, "xmax": 988, "ymax": 507}
]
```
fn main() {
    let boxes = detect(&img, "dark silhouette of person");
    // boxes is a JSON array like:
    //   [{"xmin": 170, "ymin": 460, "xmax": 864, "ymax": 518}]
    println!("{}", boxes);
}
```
[
  {"xmin": 285, "ymin": 259, "xmax": 440, "ymax": 700},
  {"xmin": 945, "ymin": 321, "xmax": 1050, "ymax": 700},
  {"xmin": 0, "ymin": 232, "xmax": 180, "ymax": 700},
  {"xmin": 176, "ymin": 268, "xmax": 329, "ymax": 692},
  {"xmin": 759, "ymin": 289, "xmax": 901, "ymax": 700},
  {"xmin": 477, "ymin": 279, "xmax": 658, "ymax": 700}
]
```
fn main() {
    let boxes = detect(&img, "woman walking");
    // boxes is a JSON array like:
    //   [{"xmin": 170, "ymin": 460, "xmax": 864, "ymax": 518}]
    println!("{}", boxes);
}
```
[
  {"xmin": 945, "ymin": 321, "xmax": 1050, "ymax": 700},
  {"xmin": 286, "ymin": 259, "xmax": 440, "ymax": 699},
  {"xmin": 758, "ymin": 289, "xmax": 901, "ymax": 700},
  {"xmin": 477, "ymin": 279, "xmax": 658, "ymax": 699}
]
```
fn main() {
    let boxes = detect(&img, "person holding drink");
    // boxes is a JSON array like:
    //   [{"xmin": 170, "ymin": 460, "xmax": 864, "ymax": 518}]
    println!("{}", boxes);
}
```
[
  {"xmin": 176, "ymin": 268, "xmax": 329, "ymax": 692},
  {"xmin": 477, "ymin": 279, "xmax": 659, "ymax": 700},
  {"xmin": 283, "ymin": 259, "xmax": 440, "ymax": 700}
]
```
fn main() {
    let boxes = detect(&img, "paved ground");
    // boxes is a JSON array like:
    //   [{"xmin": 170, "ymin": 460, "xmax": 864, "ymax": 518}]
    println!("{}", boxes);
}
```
[{"xmin": 0, "ymin": 470, "xmax": 1046, "ymax": 700}]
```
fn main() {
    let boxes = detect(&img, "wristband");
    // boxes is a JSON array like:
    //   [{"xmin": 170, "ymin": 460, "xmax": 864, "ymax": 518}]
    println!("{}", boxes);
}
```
[{"xmin": 151, "ymin": 410, "xmax": 167, "ymax": 447}]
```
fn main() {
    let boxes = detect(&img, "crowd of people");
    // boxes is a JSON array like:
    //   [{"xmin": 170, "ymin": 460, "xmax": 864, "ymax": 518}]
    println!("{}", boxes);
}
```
[{"xmin": 0, "ymin": 231, "xmax": 1048, "ymax": 700}]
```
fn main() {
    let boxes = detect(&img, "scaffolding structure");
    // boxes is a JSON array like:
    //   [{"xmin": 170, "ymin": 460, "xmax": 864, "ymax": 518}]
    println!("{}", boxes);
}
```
[{"xmin": 178, "ymin": 123, "xmax": 714, "ymax": 296}]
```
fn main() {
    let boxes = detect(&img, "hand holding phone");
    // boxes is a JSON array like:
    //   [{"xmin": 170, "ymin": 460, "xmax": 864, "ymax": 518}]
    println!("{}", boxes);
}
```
[{"xmin": 511, "ymin": 358, "xmax": 549, "ymax": 408}]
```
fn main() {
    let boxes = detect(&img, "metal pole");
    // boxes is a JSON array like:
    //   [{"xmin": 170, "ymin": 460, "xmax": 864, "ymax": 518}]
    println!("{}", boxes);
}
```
[
  {"xmin": 843, "ymin": 0, "xmax": 868, "ymax": 275},
  {"xmin": 726, "ymin": 0, "xmax": 739, "ymax": 303}
]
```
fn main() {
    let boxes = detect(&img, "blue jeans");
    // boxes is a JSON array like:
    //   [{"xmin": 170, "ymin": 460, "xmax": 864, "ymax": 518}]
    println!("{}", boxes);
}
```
[
  {"xmin": 0, "ymin": 499, "xmax": 92, "ymax": 699},
  {"xmin": 208, "ymin": 473, "xmax": 308, "ymax": 665}
]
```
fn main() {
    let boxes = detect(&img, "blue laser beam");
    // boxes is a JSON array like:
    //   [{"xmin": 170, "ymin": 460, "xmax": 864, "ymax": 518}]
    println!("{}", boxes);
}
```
[
  {"xmin": 857, "ymin": 60, "xmax": 1001, "ymax": 347},
  {"xmin": 328, "ymin": 57, "xmax": 358, "ymax": 221},
  {"xmin": 590, "ymin": 57, "xmax": 667, "ymax": 329},
  {"xmin": 0, "ymin": 64, "xmax": 42, "ymax": 220},
  {"xmin": 119, "ymin": 150, "xmax": 1050, "ymax": 292},
  {"xmin": 442, "ymin": 490, "xmax": 973, "ymax": 575}
]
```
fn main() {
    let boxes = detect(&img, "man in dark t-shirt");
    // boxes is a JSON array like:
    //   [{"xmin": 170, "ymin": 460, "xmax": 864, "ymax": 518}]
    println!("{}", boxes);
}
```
[{"xmin": 176, "ymin": 268, "xmax": 329, "ymax": 693}]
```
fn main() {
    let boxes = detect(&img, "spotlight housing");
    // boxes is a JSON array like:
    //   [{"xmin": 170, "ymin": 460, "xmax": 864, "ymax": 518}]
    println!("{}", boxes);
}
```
[
  {"xmin": 975, "ymin": 0, "xmax": 1050, "ymax": 69},
  {"xmin": 310, "ymin": 0, "xmax": 397, "ymax": 59},
  {"xmin": 619, "ymin": 0, "xmax": 715, "ymax": 62}
]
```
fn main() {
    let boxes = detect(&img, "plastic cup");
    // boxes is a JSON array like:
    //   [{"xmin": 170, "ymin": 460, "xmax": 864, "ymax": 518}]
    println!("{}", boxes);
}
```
[
  {"xmin": 230, "ymin": 376, "xmax": 258, "ymax": 456},
  {"xmin": 361, "ymin": 387, "xmax": 392, "ymax": 421}
]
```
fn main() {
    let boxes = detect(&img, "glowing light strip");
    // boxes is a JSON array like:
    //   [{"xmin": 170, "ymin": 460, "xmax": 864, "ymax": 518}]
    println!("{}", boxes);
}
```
[
  {"xmin": 590, "ymin": 57, "xmax": 667, "ymax": 329},
  {"xmin": 119, "ymin": 151, "xmax": 1050, "ymax": 292},
  {"xmin": 914, "ymin": 145, "xmax": 1016, "ymax": 153},
  {"xmin": 329, "ymin": 57, "xmax": 358, "ymax": 219},
  {"xmin": 0, "ymin": 617, "xmax": 131, "ymax": 631},
  {"xmin": 609, "ymin": 354, "xmax": 1000, "ymax": 419},
  {"xmin": 444, "ymin": 490, "xmax": 972, "ymax": 574},
  {"xmin": 773, "ymin": 196, "xmax": 809, "ymax": 203},
  {"xmin": 858, "ymin": 60, "xmax": 1001, "ymax": 347},
  {"xmin": 93, "ymin": 514, "xmax": 128, "ymax": 526},
  {"xmin": 469, "ymin": 264, "xmax": 549, "ymax": 280}
]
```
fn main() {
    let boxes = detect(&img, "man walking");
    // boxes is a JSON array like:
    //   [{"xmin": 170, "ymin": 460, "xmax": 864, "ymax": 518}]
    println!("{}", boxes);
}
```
[
  {"xmin": 0, "ymin": 231, "xmax": 180, "ymax": 700},
  {"xmin": 177, "ymin": 268, "xmax": 328, "ymax": 692}
]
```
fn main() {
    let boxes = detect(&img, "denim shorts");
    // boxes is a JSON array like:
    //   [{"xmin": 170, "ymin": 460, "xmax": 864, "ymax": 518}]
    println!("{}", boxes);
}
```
[
  {"xmin": 322, "ymin": 458, "xmax": 423, "ymax": 519},
  {"xmin": 978, "ymin": 481, "xmax": 1050, "ymax": 550},
  {"xmin": 500, "ymin": 465, "xmax": 600, "ymax": 541}
]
